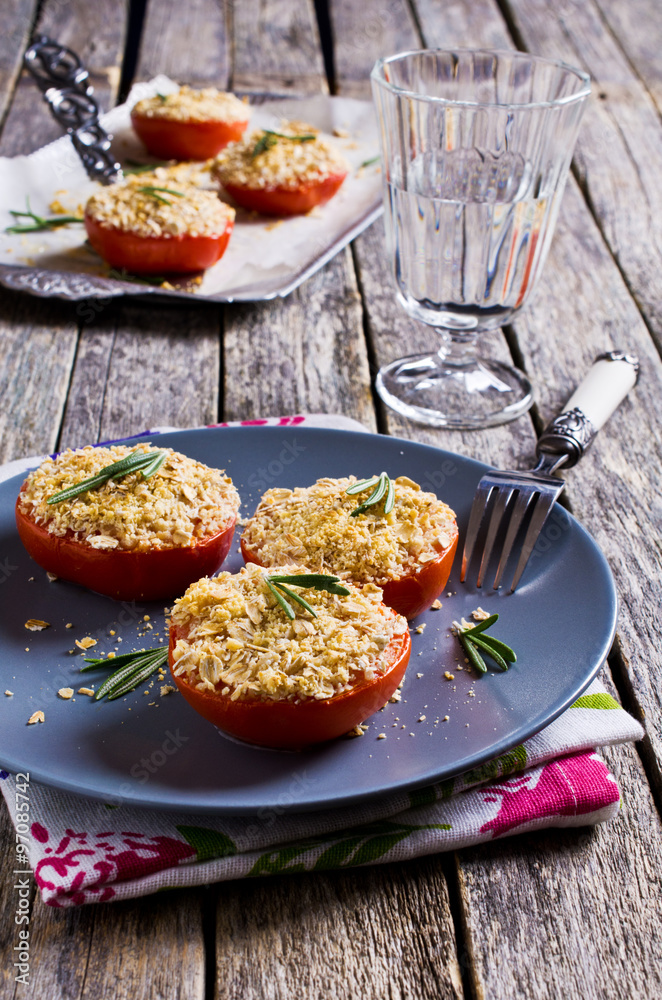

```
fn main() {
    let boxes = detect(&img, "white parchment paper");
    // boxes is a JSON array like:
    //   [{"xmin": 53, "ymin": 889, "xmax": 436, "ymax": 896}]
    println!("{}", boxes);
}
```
[{"xmin": 0, "ymin": 77, "xmax": 383, "ymax": 302}]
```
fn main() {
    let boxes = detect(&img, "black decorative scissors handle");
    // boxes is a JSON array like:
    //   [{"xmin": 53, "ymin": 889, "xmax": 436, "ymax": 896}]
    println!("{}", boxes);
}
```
[{"xmin": 24, "ymin": 35, "xmax": 122, "ymax": 184}]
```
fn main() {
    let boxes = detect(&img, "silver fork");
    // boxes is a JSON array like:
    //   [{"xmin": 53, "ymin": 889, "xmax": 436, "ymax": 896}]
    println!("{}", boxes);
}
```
[{"xmin": 461, "ymin": 351, "xmax": 639, "ymax": 592}]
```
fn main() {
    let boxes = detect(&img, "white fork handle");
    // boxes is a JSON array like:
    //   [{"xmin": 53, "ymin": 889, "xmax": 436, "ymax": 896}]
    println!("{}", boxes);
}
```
[
  {"xmin": 563, "ymin": 351, "xmax": 639, "ymax": 430},
  {"xmin": 536, "ymin": 351, "xmax": 639, "ymax": 469}
]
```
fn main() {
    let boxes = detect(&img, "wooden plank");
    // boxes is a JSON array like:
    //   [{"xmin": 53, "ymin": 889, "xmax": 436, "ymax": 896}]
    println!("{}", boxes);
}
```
[
  {"xmin": 135, "ymin": 0, "xmax": 230, "ymax": 87},
  {"xmin": 0, "ymin": 291, "xmax": 77, "ymax": 462},
  {"xmin": 0, "ymin": 0, "xmax": 37, "ymax": 127},
  {"xmin": 330, "ymin": 0, "xmax": 420, "ymax": 99},
  {"xmin": 215, "ymin": 859, "xmax": 463, "ymax": 1000},
  {"xmin": 223, "ymin": 248, "xmax": 376, "ymax": 428},
  {"xmin": 456, "ymin": 673, "xmax": 662, "ymax": 1000},
  {"xmin": 231, "ymin": 0, "xmax": 327, "ymax": 96},
  {"xmin": 503, "ymin": 0, "xmax": 662, "ymax": 351},
  {"xmin": 59, "ymin": 301, "xmax": 221, "ymax": 449},
  {"xmin": 594, "ymin": 0, "xmax": 662, "ymax": 116},
  {"xmin": 0, "ymin": 0, "xmax": 128, "ymax": 157}
]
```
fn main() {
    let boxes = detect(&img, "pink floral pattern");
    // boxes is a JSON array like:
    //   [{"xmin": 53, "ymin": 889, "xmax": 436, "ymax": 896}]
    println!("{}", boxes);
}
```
[
  {"xmin": 480, "ymin": 753, "xmax": 620, "ymax": 838},
  {"xmin": 32, "ymin": 823, "xmax": 196, "ymax": 907}
]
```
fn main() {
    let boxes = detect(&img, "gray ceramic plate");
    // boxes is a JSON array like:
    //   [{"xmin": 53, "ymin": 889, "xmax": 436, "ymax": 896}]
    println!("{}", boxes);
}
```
[{"xmin": 0, "ymin": 427, "xmax": 617, "ymax": 814}]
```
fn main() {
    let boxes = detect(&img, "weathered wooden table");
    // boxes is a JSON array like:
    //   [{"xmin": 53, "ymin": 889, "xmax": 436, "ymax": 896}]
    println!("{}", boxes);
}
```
[{"xmin": 1, "ymin": 0, "xmax": 661, "ymax": 997}]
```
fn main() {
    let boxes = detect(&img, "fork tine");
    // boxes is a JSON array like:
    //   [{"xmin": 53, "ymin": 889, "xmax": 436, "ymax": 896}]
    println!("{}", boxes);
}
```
[
  {"xmin": 509, "ymin": 492, "xmax": 558, "ymax": 592},
  {"xmin": 492, "ymin": 488, "xmax": 537, "ymax": 589},
  {"xmin": 460, "ymin": 480, "xmax": 496, "ymax": 582},
  {"xmin": 476, "ymin": 486, "xmax": 515, "ymax": 587}
]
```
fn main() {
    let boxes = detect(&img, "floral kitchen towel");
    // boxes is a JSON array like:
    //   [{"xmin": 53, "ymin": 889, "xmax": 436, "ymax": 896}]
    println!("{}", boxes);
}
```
[{"xmin": 0, "ymin": 679, "xmax": 643, "ymax": 907}]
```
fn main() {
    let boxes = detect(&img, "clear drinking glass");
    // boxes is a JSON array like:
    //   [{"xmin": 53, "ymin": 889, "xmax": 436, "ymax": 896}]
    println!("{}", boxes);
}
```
[{"xmin": 370, "ymin": 49, "xmax": 590, "ymax": 429}]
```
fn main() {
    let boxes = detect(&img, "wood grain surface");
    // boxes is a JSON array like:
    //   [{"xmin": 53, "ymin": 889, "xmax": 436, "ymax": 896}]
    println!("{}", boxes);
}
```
[{"xmin": 0, "ymin": 0, "xmax": 660, "ymax": 998}]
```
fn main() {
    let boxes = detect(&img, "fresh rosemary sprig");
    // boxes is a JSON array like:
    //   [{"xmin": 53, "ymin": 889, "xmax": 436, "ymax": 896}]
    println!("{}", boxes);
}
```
[
  {"xmin": 455, "ymin": 614, "xmax": 517, "ymax": 675},
  {"xmin": 46, "ymin": 448, "xmax": 167, "ymax": 505},
  {"xmin": 81, "ymin": 647, "xmax": 169, "ymax": 701},
  {"xmin": 123, "ymin": 159, "xmax": 169, "ymax": 175},
  {"xmin": 346, "ymin": 472, "xmax": 395, "ymax": 517},
  {"xmin": 266, "ymin": 573, "xmax": 350, "ymax": 620},
  {"xmin": 137, "ymin": 185, "xmax": 185, "ymax": 205},
  {"xmin": 5, "ymin": 198, "xmax": 83, "ymax": 234},
  {"xmin": 252, "ymin": 129, "xmax": 316, "ymax": 158}
]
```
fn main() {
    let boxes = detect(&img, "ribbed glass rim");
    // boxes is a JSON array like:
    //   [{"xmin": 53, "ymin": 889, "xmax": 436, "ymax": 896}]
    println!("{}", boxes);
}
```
[{"xmin": 371, "ymin": 48, "xmax": 591, "ymax": 110}]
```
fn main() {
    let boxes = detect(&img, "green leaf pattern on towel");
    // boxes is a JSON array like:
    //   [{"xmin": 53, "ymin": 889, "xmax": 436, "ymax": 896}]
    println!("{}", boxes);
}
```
[
  {"xmin": 572, "ymin": 692, "xmax": 620, "ymax": 710},
  {"xmin": 176, "ymin": 825, "xmax": 238, "ymax": 862},
  {"xmin": 462, "ymin": 744, "xmax": 528, "ymax": 786},
  {"xmin": 248, "ymin": 819, "xmax": 451, "ymax": 877}
]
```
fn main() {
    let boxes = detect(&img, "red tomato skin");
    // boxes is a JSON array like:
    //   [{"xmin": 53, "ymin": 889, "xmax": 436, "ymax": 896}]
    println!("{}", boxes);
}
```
[
  {"xmin": 84, "ymin": 212, "xmax": 234, "ymax": 275},
  {"xmin": 169, "ymin": 618, "xmax": 411, "ymax": 749},
  {"xmin": 15, "ymin": 495, "xmax": 236, "ymax": 602},
  {"xmin": 240, "ymin": 524, "xmax": 458, "ymax": 621},
  {"xmin": 222, "ymin": 171, "xmax": 347, "ymax": 217},
  {"xmin": 131, "ymin": 112, "xmax": 249, "ymax": 161}
]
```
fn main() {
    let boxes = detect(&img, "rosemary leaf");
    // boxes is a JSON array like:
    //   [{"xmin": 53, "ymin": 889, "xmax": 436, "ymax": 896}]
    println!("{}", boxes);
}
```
[
  {"xmin": 5, "ymin": 198, "xmax": 84, "ymax": 234},
  {"xmin": 459, "ymin": 634, "xmax": 487, "ymax": 674},
  {"xmin": 137, "ymin": 185, "xmax": 185, "ymax": 205},
  {"xmin": 348, "ymin": 472, "xmax": 394, "ymax": 518},
  {"xmin": 47, "ymin": 448, "xmax": 166, "ymax": 504},
  {"xmin": 92, "ymin": 648, "xmax": 167, "ymax": 701},
  {"xmin": 345, "ymin": 476, "xmax": 381, "ymax": 495},
  {"xmin": 467, "ymin": 634, "xmax": 509, "ymax": 672},
  {"xmin": 271, "ymin": 583, "xmax": 318, "ymax": 618},
  {"xmin": 266, "ymin": 579, "xmax": 295, "ymax": 620},
  {"xmin": 252, "ymin": 129, "xmax": 316, "ymax": 158},
  {"xmin": 469, "ymin": 632, "xmax": 517, "ymax": 663},
  {"xmin": 267, "ymin": 573, "xmax": 350, "ymax": 596},
  {"xmin": 456, "ymin": 613, "xmax": 517, "ymax": 676},
  {"xmin": 107, "ymin": 656, "xmax": 168, "ymax": 700},
  {"xmin": 459, "ymin": 614, "xmax": 499, "ymax": 636},
  {"xmin": 123, "ymin": 160, "xmax": 169, "ymax": 175},
  {"xmin": 360, "ymin": 155, "xmax": 380, "ymax": 168},
  {"xmin": 384, "ymin": 474, "xmax": 395, "ymax": 514},
  {"xmin": 140, "ymin": 450, "xmax": 167, "ymax": 480}
]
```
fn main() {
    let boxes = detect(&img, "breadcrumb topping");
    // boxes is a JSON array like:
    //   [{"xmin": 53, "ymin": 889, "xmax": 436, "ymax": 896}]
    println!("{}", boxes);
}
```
[
  {"xmin": 241, "ymin": 476, "xmax": 457, "ymax": 584},
  {"xmin": 86, "ymin": 171, "xmax": 235, "ymax": 238},
  {"xmin": 212, "ymin": 121, "xmax": 349, "ymax": 191},
  {"xmin": 132, "ymin": 86, "xmax": 250, "ymax": 124},
  {"xmin": 18, "ymin": 444, "xmax": 240, "ymax": 551},
  {"xmin": 170, "ymin": 562, "xmax": 407, "ymax": 703}
]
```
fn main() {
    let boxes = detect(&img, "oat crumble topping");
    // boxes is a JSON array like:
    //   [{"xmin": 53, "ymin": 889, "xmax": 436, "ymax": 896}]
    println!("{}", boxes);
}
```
[
  {"xmin": 18, "ymin": 444, "xmax": 240, "ymax": 552},
  {"xmin": 85, "ymin": 171, "xmax": 235, "ymax": 238},
  {"xmin": 132, "ymin": 86, "xmax": 250, "ymax": 124},
  {"xmin": 170, "ymin": 562, "xmax": 408, "ymax": 703},
  {"xmin": 241, "ymin": 476, "xmax": 456, "ymax": 584},
  {"xmin": 212, "ymin": 121, "xmax": 349, "ymax": 191}
]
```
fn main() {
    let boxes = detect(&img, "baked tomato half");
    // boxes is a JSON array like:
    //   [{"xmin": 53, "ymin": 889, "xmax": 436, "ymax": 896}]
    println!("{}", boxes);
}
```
[
  {"xmin": 84, "ymin": 212, "xmax": 234, "ymax": 275},
  {"xmin": 15, "ymin": 493, "xmax": 237, "ymax": 602},
  {"xmin": 131, "ymin": 113, "xmax": 249, "ymax": 161},
  {"xmin": 241, "ymin": 524, "xmax": 458, "ymax": 621},
  {"xmin": 169, "ymin": 614, "xmax": 410, "ymax": 749},
  {"xmin": 222, "ymin": 171, "xmax": 347, "ymax": 217}
]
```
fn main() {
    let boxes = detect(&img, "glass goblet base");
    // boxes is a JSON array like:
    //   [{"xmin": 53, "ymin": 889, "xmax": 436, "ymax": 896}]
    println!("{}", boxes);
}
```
[{"xmin": 375, "ymin": 352, "xmax": 534, "ymax": 430}]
